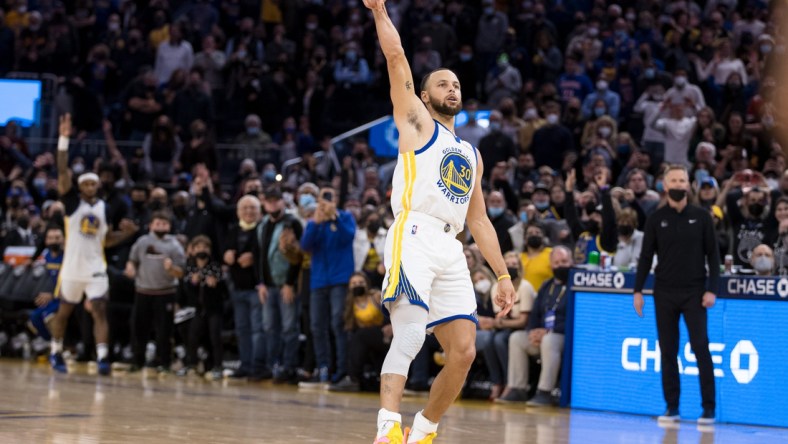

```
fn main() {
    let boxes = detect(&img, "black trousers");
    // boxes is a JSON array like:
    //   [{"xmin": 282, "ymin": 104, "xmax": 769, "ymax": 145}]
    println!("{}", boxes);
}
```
[
  {"xmin": 132, "ymin": 292, "xmax": 175, "ymax": 368},
  {"xmin": 184, "ymin": 312, "xmax": 223, "ymax": 371},
  {"xmin": 654, "ymin": 289, "xmax": 716, "ymax": 411},
  {"xmin": 347, "ymin": 326, "xmax": 389, "ymax": 381}
]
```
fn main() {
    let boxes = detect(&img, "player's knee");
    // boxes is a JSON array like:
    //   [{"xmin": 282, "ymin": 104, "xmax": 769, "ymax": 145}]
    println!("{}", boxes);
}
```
[
  {"xmin": 396, "ymin": 322, "xmax": 425, "ymax": 360},
  {"xmin": 381, "ymin": 323, "xmax": 425, "ymax": 376},
  {"xmin": 447, "ymin": 344, "xmax": 476, "ymax": 370}
]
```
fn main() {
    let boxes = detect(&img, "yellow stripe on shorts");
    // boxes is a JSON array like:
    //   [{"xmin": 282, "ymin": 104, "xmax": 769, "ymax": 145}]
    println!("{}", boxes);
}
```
[{"xmin": 384, "ymin": 151, "xmax": 416, "ymax": 300}]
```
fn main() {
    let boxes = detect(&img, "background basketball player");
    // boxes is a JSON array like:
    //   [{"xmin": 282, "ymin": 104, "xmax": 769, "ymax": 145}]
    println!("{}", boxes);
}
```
[{"xmin": 49, "ymin": 113, "xmax": 136, "ymax": 375}]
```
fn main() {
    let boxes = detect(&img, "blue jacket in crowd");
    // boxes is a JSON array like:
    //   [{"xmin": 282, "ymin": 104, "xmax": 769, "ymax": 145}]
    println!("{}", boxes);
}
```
[{"xmin": 300, "ymin": 210, "xmax": 356, "ymax": 290}]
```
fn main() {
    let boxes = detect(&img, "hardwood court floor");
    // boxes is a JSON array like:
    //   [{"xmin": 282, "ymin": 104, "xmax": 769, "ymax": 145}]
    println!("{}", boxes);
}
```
[{"xmin": 0, "ymin": 359, "xmax": 786, "ymax": 444}]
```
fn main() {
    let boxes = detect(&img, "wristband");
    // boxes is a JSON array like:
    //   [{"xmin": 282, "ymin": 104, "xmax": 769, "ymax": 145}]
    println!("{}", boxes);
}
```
[
  {"xmin": 57, "ymin": 136, "xmax": 69, "ymax": 152},
  {"xmin": 497, "ymin": 274, "xmax": 511, "ymax": 282}
]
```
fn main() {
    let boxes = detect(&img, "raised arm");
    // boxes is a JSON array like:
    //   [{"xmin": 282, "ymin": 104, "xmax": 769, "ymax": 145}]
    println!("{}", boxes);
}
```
[
  {"xmin": 56, "ymin": 114, "xmax": 73, "ymax": 196},
  {"xmin": 365, "ymin": 0, "xmax": 433, "ymax": 153}
]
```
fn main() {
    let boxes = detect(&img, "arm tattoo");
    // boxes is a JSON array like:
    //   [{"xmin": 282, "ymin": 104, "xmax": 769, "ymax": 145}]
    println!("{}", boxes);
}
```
[
  {"xmin": 407, "ymin": 109, "xmax": 423, "ymax": 133},
  {"xmin": 405, "ymin": 80, "xmax": 412, "ymax": 91}
]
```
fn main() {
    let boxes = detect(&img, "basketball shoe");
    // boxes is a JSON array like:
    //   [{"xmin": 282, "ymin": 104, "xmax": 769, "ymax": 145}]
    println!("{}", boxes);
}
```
[{"xmin": 374, "ymin": 422, "xmax": 404, "ymax": 444}]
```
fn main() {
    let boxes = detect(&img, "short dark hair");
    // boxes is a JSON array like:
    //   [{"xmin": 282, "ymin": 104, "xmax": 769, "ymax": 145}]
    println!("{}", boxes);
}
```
[
  {"xmin": 420, "ymin": 67, "xmax": 453, "ymax": 92},
  {"xmin": 189, "ymin": 235, "xmax": 212, "ymax": 250},
  {"xmin": 151, "ymin": 210, "xmax": 173, "ymax": 223}
]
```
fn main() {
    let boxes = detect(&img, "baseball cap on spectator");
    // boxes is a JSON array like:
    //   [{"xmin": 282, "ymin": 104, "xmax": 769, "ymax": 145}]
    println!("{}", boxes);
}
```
[
  {"xmin": 264, "ymin": 186, "xmax": 283, "ymax": 200},
  {"xmin": 534, "ymin": 182, "xmax": 550, "ymax": 193},
  {"xmin": 699, "ymin": 177, "xmax": 718, "ymax": 190}
]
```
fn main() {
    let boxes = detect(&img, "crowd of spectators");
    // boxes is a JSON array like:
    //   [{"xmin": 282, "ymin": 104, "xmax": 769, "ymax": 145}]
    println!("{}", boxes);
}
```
[{"xmin": 1, "ymin": 0, "xmax": 788, "ymax": 402}]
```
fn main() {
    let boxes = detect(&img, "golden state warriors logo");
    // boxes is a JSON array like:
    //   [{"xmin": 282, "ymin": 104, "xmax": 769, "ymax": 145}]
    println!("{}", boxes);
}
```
[
  {"xmin": 80, "ymin": 214, "xmax": 101, "ymax": 237},
  {"xmin": 437, "ymin": 148, "xmax": 473, "ymax": 204}
]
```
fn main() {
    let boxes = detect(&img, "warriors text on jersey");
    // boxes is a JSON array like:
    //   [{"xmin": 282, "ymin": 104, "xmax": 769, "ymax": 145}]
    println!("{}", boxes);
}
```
[
  {"xmin": 60, "ymin": 189, "xmax": 109, "ymax": 282},
  {"xmin": 389, "ymin": 120, "xmax": 477, "ymax": 232}
]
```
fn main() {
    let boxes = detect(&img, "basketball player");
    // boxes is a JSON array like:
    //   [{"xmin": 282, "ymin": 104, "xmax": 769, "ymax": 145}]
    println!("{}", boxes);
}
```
[
  {"xmin": 49, "ymin": 114, "xmax": 136, "ymax": 375},
  {"xmin": 365, "ymin": 2, "xmax": 516, "ymax": 443}
]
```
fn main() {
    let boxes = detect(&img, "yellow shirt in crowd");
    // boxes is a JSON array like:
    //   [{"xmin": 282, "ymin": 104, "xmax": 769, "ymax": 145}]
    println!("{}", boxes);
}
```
[
  {"xmin": 353, "ymin": 296, "xmax": 384, "ymax": 328},
  {"xmin": 520, "ymin": 247, "xmax": 554, "ymax": 291}
]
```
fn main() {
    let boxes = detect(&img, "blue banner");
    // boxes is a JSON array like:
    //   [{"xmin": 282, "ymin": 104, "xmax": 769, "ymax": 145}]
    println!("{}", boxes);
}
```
[
  {"xmin": 568, "ymin": 270, "xmax": 788, "ymax": 427},
  {"xmin": 367, "ymin": 111, "xmax": 492, "ymax": 158}
]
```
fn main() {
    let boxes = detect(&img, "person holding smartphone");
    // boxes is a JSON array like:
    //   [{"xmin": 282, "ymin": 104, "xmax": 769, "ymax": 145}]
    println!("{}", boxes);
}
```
[{"xmin": 300, "ymin": 186, "xmax": 357, "ymax": 385}]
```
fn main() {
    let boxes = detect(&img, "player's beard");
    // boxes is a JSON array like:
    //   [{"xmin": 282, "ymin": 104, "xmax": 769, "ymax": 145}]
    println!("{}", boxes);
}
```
[{"xmin": 429, "ymin": 94, "xmax": 462, "ymax": 117}]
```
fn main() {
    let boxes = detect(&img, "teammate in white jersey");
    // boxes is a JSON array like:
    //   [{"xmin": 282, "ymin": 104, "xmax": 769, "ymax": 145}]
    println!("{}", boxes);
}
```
[
  {"xmin": 365, "ymin": 1, "xmax": 516, "ymax": 443},
  {"xmin": 49, "ymin": 114, "xmax": 135, "ymax": 376}
]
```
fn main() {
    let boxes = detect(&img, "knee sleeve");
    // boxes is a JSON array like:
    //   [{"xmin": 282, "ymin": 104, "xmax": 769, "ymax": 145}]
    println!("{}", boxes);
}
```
[{"xmin": 381, "ymin": 303, "xmax": 427, "ymax": 376}]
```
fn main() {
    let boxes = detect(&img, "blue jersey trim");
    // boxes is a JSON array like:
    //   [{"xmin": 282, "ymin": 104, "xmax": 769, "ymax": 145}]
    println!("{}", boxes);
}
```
[
  {"xmin": 426, "ymin": 314, "xmax": 479, "ymax": 329},
  {"xmin": 414, "ymin": 121, "xmax": 439, "ymax": 155}
]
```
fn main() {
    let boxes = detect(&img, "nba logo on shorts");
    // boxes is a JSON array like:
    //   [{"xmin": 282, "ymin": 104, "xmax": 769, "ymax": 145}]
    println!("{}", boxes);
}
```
[{"xmin": 411, "ymin": 225, "xmax": 418, "ymax": 235}]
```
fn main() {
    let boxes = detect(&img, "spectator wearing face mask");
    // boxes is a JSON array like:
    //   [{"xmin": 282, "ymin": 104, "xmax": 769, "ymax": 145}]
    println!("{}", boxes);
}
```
[
  {"xmin": 750, "ymin": 244, "xmax": 775, "ymax": 276},
  {"xmin": 496, "ymin": 246, "xmax": 573, "ymax": 406},
  {"xmin": 480, "ymin": 252, "xmax": 535, "ymax": 401},
  {"xmin": 518, "ymin": 100, "xmax": 546, "ymax": 152},
  {"xmin": 529, "ymin": 182, "xmax": 556, "ymax": 221},
  {"xmin": 124, "ymin": 211, "xmax": 186, "ymax": 373},
  {"xmin": 650, "ymin": 102, "xmax": 696, "ymax": 168},
  {"xmin": 484, "ymin": 191, "xmax": 516, "ymax": 254},
  {"xmin": 564, "ymin": 169, "xmax": 618, "ymax": 264},
  {"xmin": 664, "ymin": 68, "xmax": 706, "ymax": 115},
  {"xmin": 519, "ymin": 221, "xmax": 554, "ymax": 291},
  {"xmin": 478, "ymin": 111, "xmax": 516, "ymax": 181},
  {"xmin": 634, "ymin": 84, "xmax": 668, "ymax": 163},
  {"xmin": 611, "ymin": 208, "xmax": 643, "ymax": 268},
  {"xmin": 328, "ymin": 273, "xmax": 389, "ymax": 393},
  {"xmin": 531, "ymin": 101, "xmax": 575, "ymax": 171},
  {"xmin": 223, "ymin": 195, "xmax": 268, "ymax": 381},
  {"xmin": 235, "ymin": 114, "xmax": 273, "ymax": 149},
  {"xmin": 722, "ymin": 177, "xmax": 779, "ymax": 268},
  {"xmin": 353, "ymin": 210, "xmax": 387, "ymax": 289},
  {"xmin": 581, "ymin": 75, "xmax": 621, "ymax": 120},
  {"xmin": 484, "ymin": 53, "xmax": 522, "ymax": 107}
]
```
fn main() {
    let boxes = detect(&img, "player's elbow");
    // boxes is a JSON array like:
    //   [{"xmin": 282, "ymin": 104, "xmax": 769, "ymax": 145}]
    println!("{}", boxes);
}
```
[{"xmin": 385, "ymin": 51, "xmax": 408, "ymax": 67}]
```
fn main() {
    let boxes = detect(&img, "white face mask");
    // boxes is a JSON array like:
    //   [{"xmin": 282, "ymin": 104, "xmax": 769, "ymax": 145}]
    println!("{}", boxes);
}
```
[
  {"xmin": 474, "ymin": 279, "xmax": 492, "ymax": 294},
  {"xmin": 753, "ymin": 256, "xmax": 774, "ymax": 273},
  {"xmin": 596, "ymin": 80, "xmax": 608, "ymax": 91},
  {"xmin": 524, "ymin": 108, "xmax": 538, "ymax": 119},
  {"xmin": 598, "ymin": 126, "xmax": 612, "ymax": 138},
  {"xmin": 674, "ymin": 76, "xmax": 687, "ymax": 87},
  {"xmin": 546, "ymin": 114, "xmax": 560, "ymax": 125}
]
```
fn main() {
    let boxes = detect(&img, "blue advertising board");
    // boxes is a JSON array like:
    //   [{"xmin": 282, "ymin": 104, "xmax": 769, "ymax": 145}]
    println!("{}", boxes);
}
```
[
  {"xmin": 0, "ymin": 79, "xmax": 42, "ymax": 127},
  {"xmin": 567, "ymin": 269, "xmax": 788, "ymax": 427}
]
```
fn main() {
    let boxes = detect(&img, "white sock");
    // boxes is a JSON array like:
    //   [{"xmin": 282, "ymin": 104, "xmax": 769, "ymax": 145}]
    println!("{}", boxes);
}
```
[
  {"xmin": 409, "ymin": 410, "xmax": 438, "ymax": 442},
  {"xmin": 96, "ymin": 343, "xmax": 109, "ymax": 361},
  {"xmin": 51, "ymin": 339, "xmax": 63, "ymax": 354},
  {"xmin": 376, "ymin": 408, "xmax": 402, "ymax": 438}
]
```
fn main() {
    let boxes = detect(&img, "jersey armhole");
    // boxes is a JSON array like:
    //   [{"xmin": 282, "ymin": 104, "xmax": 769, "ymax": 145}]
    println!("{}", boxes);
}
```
[
  {"xmin": 61, "ymin": 189, "xmax": 80, "ymax": 215},
  {"xmin": 414, "ymin": 121, "xmax": 439, "ymax": 155}
]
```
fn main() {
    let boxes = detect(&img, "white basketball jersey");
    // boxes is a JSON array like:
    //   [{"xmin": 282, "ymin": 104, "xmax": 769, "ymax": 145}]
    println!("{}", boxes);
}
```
[
  {"xmin": 390, "ymin": 120, "xmax": 477, "ymax": 232},
  {"xmin": 61, "ymin": 198, "xmax": 109, "ymax": 281}
]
